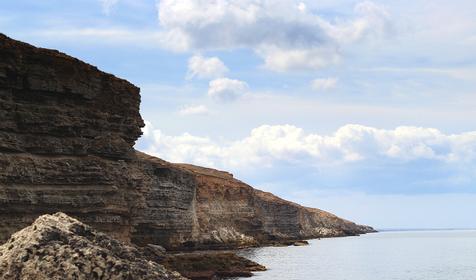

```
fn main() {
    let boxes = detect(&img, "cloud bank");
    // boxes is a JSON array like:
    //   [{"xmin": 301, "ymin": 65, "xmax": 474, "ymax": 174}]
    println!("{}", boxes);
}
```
[
  {"xmin": 157, "ymin": 0, "xmax": 392, "ymax": 71},
  {"xmin": 141, "ymin": 123, "xmax": 476, "ymax": 169}
]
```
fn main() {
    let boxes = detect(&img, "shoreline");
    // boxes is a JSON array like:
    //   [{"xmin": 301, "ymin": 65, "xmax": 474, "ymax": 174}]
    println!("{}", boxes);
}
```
[{"xmin": 161, "ymin": 232, "xmax": 377, "ymax": 279}]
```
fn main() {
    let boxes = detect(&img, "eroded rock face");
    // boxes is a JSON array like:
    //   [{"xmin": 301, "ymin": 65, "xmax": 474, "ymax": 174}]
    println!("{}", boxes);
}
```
[
  {"xmin": 0, "ymin": 34, "xmax": 199, "ymax": 249},
  {"xmin": 0, "ymin": 213, "xmax": 185, "ymax": 280},
  {"xmin": 176, "ymin": 164, "xmax": 375, "ymax": 249},
  {"xmin": 0, "ymin": 33, "xmax": 143, "ymax": 158},
  {"xmin": 0, "ymin": 152, "xmax": 199, "ymax": 248},
  {"xmin": 0, "ymin": 33, "xmax": 374, "ymax": 251}
]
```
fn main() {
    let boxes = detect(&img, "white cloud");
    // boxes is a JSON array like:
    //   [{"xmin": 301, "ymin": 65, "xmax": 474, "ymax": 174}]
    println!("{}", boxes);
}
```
[
  {"xmin": 140, "ymin": 123, "xmax": 476, "ymax": 169},
  {"xmin": 311, "ymin": 77, "xmax": 338, "ymax": 91},
  {"xmin": 100, "ymin": 0, "xmax": 119, "ymax": 15},
  {"xmin": 157, "ymin": 0, "xmax": 391, "ymax": 71},
  {"xmin": 208, "ymin": 78, "xmax": 248, "ymax": 102},
  {"xmin": 187, "ymin": 55, "xmax": 228, "ymax": 79},
  {"xmin": 178, "ymin": 104, "xmax": 209, "ymax": 116},
  {"xmin": 319, "ymin": 1, "xmax": 392, "ymax": 44},
  {"xmin": 297, "ymin": 2, "xmax": 307, "ymax": 13},
  {"xmin": 258, "ymin": 46, "xmax": 341, "ymax": 72}
]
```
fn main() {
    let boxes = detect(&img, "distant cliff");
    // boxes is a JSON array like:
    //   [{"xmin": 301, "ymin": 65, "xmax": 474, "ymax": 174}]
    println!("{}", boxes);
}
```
[{"xmin": 0, "ymin": 33, "xmax": 374, "ymax": 250}]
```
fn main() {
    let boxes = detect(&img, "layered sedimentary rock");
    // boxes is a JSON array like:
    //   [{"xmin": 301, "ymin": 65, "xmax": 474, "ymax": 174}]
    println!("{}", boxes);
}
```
[
  {"xmin": 0, "ymin": 213, "xmax": 185, "ymax": 280},
  {"xmin": 176, "ymin": 164, "xmax": 374, "ymax": 249},
  {"xmin": 0, "ymin": 33, "xmax": 143, "ymax": 157},
  {"xmin": 0, "ymin": 33, "xmax": 374, "ymax": 251},
  {"xmin": 0, "ymin": 34, "xmax": 198, "ymax": 248}
]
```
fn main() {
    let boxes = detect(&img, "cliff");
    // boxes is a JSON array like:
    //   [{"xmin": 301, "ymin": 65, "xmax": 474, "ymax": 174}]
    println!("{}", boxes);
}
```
[
  {"xmin": 0, "ymin": 33, "xmax": 374, "ymax": 251},
  {"xmin": 176, "ymin": 163, "xmax": 373, "ymax": 249}
]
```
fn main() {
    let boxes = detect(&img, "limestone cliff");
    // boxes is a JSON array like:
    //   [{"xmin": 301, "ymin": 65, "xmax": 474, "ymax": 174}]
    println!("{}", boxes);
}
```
[
  {"xmin": 176, "ymin": 163, "xmax": 374, "ymax": 249},
  {"xmin": 0, "ymin": 33, "xmax": 374, "ymax": 250}
]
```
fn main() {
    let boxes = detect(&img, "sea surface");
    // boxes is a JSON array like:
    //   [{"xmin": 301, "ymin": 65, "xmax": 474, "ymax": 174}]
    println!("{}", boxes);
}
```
[{"xmin": 236, "ymin": 230, "xmax": 476, "ymax": 280}]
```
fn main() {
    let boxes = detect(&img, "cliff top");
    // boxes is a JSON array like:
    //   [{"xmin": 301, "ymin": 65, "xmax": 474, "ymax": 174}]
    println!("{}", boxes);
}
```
[{"xmin": 0, "ymin": 33, "xmax": 137, "ymax": 90}]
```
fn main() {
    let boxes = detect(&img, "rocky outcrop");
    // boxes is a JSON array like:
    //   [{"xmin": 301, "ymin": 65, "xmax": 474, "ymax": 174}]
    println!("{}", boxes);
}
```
[
  {"xmin": 0, "ymin": 33, "xmax": 374, "ymax": 251},
  {"xmin": 0, "ymin": 213, "xmax": 185, "ymax": 280}
]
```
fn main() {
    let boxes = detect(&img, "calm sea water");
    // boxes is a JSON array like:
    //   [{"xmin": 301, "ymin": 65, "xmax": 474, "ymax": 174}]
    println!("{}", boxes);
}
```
[{"xmin": 237, "ymin": 230, "xmax": 476, "ymax": 280}]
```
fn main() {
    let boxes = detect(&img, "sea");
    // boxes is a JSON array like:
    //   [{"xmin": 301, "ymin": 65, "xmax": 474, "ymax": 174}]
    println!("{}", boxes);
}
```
[{"xmin": 236, "ymin": 230, "xmax": 476, "ymax": 280}]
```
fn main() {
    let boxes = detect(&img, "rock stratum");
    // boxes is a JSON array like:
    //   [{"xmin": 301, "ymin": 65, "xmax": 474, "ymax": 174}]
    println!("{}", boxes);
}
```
[{"xmin": 0, "ymin": 33, "xmax": 374, "ymax": 252}]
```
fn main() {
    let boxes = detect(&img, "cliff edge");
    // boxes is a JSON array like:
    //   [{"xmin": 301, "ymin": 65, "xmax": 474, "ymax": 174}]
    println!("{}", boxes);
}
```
[{"xmin": 0, "ymin": 33, "xmax": 374, "ymax": 251}]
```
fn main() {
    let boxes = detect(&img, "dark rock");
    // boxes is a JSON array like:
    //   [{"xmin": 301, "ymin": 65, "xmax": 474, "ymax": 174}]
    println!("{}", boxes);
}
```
[
  {"xmin": 161, "ymin": 251, "xmax": 266, "ymax": 280},
  {"xmin": 293, "ymin": 240, "xmax": 309, "ymax": 246},
  {"xmin": 0, "ymin": 33, "xmax": 143, "ymax": 158},
  {"xmin": 144, "ymin": 244, "xmax": 167, "ymax": 262}
]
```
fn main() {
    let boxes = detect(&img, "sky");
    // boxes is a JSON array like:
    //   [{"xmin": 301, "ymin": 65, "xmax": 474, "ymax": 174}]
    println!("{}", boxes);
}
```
[{"xmin": 2, "ymin": 0, "xmax": 475, "ymax": 229}]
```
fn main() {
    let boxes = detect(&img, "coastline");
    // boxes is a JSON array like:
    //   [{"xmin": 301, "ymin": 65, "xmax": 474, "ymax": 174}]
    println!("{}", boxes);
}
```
[{"xmin": 0, "ymin": 33, "xmax": 375, "ymax": 280}]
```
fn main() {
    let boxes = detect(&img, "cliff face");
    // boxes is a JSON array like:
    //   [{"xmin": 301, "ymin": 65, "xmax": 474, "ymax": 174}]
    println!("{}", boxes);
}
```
[
  {"xmin": 0, "ymin": 34, "xmax": 374, "ymax": 250},
  {"xmin": 176, "ymin": 164, "xmax": 373, "ymax": 249},
  {"xmin": 0, "ymin": 34, "xmax": 199, "ymax": 248},
  {"xmin": 0, "ymin": 34, "xmax": 143, "ymax": 157}
]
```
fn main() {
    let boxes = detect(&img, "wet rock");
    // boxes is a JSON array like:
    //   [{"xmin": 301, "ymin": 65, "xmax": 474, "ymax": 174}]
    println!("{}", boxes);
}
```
[
  {"xmin": 162, "ymin": 251, "xmax": 266, "ymax": 280},
  {"xmin": 293, "ymin": 240, "xmax": 309, "ymax": 246}
]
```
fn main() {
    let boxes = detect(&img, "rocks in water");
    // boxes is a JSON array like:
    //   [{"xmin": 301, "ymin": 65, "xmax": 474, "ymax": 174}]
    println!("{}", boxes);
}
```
[
  {"xmin": 293, "ymin": 240, "xmax": 310, "ymax": 246},
  {"xmin": 162, "ymin": 251, "xmax": 266, "ymax": 280},
  {"xmin": 265, "ymin": 240, "xmax": 310, "ymax": 247},
  {"xmin": 0, "ymin": 33, "xmax": 375, "ymax": 252},
  {"xmin": 0, "ymin": 212, "xmax": 185, "ymax": 280}
]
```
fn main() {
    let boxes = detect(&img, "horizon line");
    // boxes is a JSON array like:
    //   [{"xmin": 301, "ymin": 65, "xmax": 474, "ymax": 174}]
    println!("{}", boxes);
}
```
[{"xmin": 376, "ymin": 228, "xmax": 476, "ymax": 232}]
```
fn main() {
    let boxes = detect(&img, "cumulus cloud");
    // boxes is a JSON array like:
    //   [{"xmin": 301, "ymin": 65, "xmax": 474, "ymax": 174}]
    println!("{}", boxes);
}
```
[
  {"xmin": 208, "ymin": 78, "xmax": 248, "ymax": 102},
  {"xmin": 311, "ymin": 77, "xmax": 338, "ymax": 91},
  {"xmin": 187, "ymin": 55, "xmax": 228, "ymax": 79},
  {"xmin": 319, "ymin": 1, "xmax": 392, "ymax": 44},
  {"xmin": 157, "ymin": 0, "xmax": 391, "ymax": 71},
  {"xmin": 140, "ymin": 123, "xmax": 476, "ymax": 169},
  {"xmin": 178, "ymin": 104, "xmax": 209, "ymax": 116},
  {"xmin": 99, "ymin": 0, "xmax": 119, "ymax": 15},
  {"xmin": 258, "ymin": 46, "xmax": 341, "ymax": 72}
]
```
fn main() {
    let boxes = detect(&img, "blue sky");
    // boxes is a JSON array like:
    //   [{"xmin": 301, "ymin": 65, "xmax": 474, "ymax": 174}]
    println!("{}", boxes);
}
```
[{"xmin": 3, "ymin": 0, "xmax": 476, "ymax": 229}]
